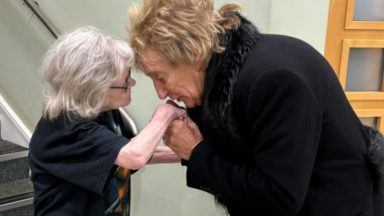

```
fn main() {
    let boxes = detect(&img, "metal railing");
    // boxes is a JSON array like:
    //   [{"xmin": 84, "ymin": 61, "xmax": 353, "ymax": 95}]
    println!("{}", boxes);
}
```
[{"xmin": 22, "ymin": 0, "xmax": 60, "ymax": 39}]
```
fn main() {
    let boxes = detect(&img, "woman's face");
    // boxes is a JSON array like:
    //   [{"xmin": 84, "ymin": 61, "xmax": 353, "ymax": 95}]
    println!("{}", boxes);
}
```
[
  {"xmin": 141, "ymin": 47, "xmax": 205, "ymax": 108},
  {"xmin": 104, "ymin": 68, "xmax": 136, "ymax": 110}
]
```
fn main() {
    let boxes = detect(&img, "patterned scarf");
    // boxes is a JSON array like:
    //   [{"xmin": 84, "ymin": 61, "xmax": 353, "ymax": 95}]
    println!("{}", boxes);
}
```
[{"xmin": 104, "ymin": 111, "xmax": 132, "ymax": 216}]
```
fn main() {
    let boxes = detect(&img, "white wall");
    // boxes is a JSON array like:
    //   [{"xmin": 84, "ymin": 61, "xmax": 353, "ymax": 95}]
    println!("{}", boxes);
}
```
[
  {"xmin": 269, "ymin": 0, "xmax": 330, "ymax": 53},
  {"xmin": 216, "ymin": 0, "xmax": 272, "ymax": 32},
  {"xmin": 0, "ymin": 0, "xmax": 52, "ymax": 130},
  {"xmin": 0, "ymin": 0, "xmax": 330, "ymax": 215}
]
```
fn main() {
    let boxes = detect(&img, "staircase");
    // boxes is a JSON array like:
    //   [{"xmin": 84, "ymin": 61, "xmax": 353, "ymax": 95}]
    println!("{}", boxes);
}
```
[{"xmin": 0, "ymin": 138, "xmax": 33, "ymax": 216}]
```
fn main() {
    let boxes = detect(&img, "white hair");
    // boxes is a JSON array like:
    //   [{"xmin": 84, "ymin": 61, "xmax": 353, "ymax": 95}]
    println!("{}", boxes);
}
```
[{"xmin": 41, "ymin": 26, "xmax": 134, "ymax": 120}]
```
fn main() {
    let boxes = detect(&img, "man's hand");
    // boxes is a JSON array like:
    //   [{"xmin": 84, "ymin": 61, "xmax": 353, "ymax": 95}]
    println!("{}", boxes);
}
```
[{"xmin": 164, "ymin": 117, "xmax": 203, "ymax": 160}]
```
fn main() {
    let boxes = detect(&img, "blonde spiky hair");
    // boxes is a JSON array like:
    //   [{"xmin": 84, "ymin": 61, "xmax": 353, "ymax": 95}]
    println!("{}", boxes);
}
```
[{"xmin": 128, "ymin": 0, "xmax": 241, "ymax": 69}]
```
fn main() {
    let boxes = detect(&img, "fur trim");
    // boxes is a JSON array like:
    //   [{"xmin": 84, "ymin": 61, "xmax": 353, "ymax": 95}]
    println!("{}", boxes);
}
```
[
  {"xmin": 201, "ymin": 15, "xmax": 261, "ymax": 144},
  {"xmin": 365, "ymin": 125, "xmax": 384, "ymax": 183}
]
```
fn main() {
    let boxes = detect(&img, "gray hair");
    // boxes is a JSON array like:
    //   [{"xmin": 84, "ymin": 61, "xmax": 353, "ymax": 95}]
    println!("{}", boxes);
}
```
[{"xmin": 41, "ymin": 26, "xmax": 134, "ymax": 120}]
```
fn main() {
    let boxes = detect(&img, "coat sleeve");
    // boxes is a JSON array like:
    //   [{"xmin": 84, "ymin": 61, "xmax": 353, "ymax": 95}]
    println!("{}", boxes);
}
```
[{"xmin": 186, "ymin": 70, "xmax": 323, "ymax": 214}]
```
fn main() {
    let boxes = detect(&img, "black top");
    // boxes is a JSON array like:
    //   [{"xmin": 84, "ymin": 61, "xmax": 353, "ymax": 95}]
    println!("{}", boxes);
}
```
[
  {"xmin": 185, "ymin": 16, "xmax": 384, "ymax": 216},
  {"xmin": 29, "ymin": 110, "xmax": 132, "ymax": 216}
]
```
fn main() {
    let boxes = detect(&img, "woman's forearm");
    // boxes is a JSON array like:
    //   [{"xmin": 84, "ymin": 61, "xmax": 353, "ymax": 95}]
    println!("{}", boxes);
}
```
[
  {"xmin": 148, "ymin": 146, "xmax": 181, "ymax": 164},
  {"xmin": 115, "ymin": 106, "xmax": 181, "ymax": 169}
]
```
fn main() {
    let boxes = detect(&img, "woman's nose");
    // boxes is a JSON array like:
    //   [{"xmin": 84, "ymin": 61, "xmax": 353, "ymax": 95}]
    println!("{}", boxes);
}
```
[{"xmin": 129, "ymin": 78, "xmax": 136, "ymax": 87}]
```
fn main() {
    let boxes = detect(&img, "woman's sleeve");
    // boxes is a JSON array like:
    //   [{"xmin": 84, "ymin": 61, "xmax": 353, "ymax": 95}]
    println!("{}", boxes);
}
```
[
  {"xmin": 186, "ymin": 70, "xmax": 323, "ymax": 214},
  {"xmin": 51, "ymin": 122, "xmax": 128, "ymax": 195}
]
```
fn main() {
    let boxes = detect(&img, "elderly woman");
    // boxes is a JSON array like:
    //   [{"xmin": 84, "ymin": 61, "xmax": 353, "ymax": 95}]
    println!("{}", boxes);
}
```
[
  {"xmin": 128, "ymin": 0, "xmax": 384, "ymax": 215},
  {"xmin": 28, "ymin": 27, "xmax": 184, "ymax": 216}
]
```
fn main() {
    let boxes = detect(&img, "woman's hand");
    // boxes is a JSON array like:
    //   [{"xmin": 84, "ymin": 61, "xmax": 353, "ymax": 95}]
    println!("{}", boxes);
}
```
[
  {"xmin": 164, "ymin": 117, "xmax": 203, "ymax": 160},
  {"xmin": 115, "ymin": 102, "xmax": 186, "ymax": 169},
  {"xmin": 152, "ymin": 102, "xmax": 187, "ymax": 123}
]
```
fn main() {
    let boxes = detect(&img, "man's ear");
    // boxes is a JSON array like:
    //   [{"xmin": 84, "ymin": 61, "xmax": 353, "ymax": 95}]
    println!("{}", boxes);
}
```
[{"xmin": 193, "ymin": 59, "xmax": 204, "ymax": 74}]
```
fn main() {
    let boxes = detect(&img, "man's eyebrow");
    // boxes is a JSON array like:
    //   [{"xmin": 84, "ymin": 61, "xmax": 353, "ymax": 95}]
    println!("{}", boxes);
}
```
[
  {"xmin": 144, "ymin": 70, "xmax": 154, "ymax": 75},
  {"xmin": 146, "ymin": 70, "xmax": 162, "ymax": 76}
]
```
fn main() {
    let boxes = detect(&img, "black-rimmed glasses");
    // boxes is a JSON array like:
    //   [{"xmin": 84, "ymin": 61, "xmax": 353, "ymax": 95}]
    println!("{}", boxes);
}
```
[{"xmin": 110, "ymin": 69, "xmax": 131, "ymax": 92}]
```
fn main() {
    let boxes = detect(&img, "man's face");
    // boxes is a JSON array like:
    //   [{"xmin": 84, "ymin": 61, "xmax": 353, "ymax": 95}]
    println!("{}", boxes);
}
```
[{"xmin": 141, "ymin": 47, "xmax": 205, "ymax": 108}]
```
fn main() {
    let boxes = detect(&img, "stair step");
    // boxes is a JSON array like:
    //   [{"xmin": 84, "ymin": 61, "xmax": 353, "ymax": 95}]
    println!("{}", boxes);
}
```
[
  {"xmin": 0, "ymin": 178, "xmax": 33, "ymax": 215},
  {"xmin": 0, "ymin": 157, "xmax": 29, "ymax": 185},
  {"xmin": 0, "ymin": 197, "xmax": 33, "ymax": 215},
  {"xmin": 0, "ymin": 139, "xmax": 27, "ymax": 155},
  {"xmin": 0, "ymin": 140, "xmax": 33, "ymax": 215},
  {"xmin": 0, "ymin": 204, "xmax": 33, "ymax": 216},
  {"xmin": 0, "ymin": 178, "xmax": 33, "ymax": 201}
]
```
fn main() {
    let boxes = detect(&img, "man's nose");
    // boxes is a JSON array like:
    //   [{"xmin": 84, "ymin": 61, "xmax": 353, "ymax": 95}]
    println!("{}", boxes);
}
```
[{"xmin": 154, "ymin": 82, "xmax": 167, "ymax": 99}]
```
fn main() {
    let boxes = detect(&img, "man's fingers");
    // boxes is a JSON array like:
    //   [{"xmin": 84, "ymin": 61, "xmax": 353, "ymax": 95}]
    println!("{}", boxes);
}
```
[
  {"xmin": 167, "ymin": 120, "xmax": 186, "ymax": 134},
  {"xmin": 163, "ymin": 134, "xmax": 174, "ymax": 147},
  {"xmin": 164, "ymin": 130, "xmax": 171, "ymax": 137},
  {"xmin": 166, "ymin": 120, "xmax": 181, "ymax": 133}
]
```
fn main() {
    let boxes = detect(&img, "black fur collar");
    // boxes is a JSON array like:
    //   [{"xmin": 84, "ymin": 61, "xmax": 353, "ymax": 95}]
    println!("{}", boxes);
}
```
[{"xmin": 201, "ymin": 15, "xmax": 261, "ymax": 143}]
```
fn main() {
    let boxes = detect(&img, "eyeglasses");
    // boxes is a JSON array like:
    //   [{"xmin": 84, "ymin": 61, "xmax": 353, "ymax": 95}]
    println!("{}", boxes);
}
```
[{"xmin": 110, "ymin": 69, "xmax": 131, "ymax": 92}]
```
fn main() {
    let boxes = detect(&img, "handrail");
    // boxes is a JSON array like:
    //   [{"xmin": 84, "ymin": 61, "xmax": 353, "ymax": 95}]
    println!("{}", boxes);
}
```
[
  {"xmin": 22, "ymin": 0, "xmax": 59, "ymax": 39},
  {"xmin": 0, "ymin": 94, "xmax": 32, "ymax": 147},
  {"xmin": 119, "ymin": 108, "xmax": 138, "ymax": 135}
]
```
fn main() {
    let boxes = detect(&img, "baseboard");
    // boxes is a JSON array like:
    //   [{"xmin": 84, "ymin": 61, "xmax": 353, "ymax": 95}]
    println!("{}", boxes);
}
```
[{"xmin": 0, "ymin": 94, "xmax": 31, "ymax": 148}]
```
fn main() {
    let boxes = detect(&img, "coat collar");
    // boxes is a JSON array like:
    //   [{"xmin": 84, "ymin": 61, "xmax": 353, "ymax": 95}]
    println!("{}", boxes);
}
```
[{"xmin": 200, "ymin": 15, "xmax": 261, "ymax": 142}]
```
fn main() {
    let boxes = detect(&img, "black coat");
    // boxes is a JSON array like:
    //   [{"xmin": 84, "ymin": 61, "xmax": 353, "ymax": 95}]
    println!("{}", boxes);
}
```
[{"xmin": 186, "ymin": 16, "xmax": 384, "ymax": 216}]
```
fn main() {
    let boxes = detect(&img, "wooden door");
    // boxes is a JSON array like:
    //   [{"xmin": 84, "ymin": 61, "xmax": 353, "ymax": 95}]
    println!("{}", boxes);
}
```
[{"xmin": 325, "ymin": 0, "xmax": 384, "ymax": 132}]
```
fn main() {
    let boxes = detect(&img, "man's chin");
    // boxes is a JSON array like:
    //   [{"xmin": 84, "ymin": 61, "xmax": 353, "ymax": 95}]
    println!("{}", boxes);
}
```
[
  {"xmin": 186, "ymin": 99, "xmax": 203, "ymax": 109},
  {"xmin": 184, "ymin": 100, "xmax": 196, "ymax": 109}
]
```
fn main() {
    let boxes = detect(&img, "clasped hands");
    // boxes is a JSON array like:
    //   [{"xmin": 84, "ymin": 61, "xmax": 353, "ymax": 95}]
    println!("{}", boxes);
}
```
[{"xmin": 163, "ymin": 101, "xmax": 203, "ymax": 160}]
